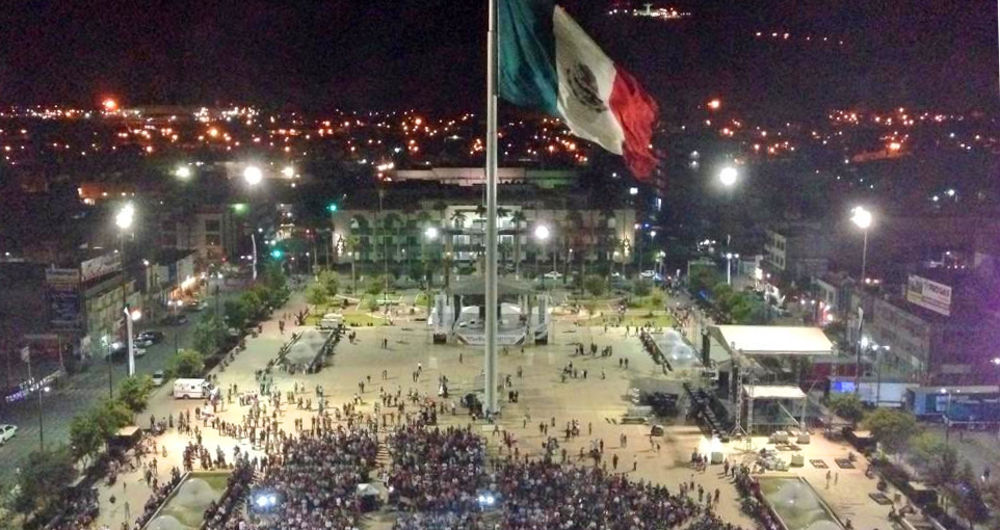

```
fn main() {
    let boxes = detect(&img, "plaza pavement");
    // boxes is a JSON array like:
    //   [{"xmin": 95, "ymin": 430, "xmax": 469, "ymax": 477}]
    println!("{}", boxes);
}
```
[{"xmin": 94, "ymin": 290, "xmax": 900, "ymax": 530}]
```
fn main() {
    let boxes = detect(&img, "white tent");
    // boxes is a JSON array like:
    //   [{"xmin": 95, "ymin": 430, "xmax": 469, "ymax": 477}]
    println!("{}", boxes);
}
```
[{"xmin": 713, "ymin": 325, "xmax": 833, "ymax": 357}]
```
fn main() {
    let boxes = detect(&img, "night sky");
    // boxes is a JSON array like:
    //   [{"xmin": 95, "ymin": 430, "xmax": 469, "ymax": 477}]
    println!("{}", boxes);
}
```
[{"xmin": 0, "ymin": 0, "xmax": 995, "ymax": 115}]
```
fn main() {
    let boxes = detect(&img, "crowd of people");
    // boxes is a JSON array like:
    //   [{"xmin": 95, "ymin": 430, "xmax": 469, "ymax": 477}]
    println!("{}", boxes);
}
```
[
  {"xmin": 215, "ymin": 426, "xmax": 378, "ymax": 530},
  {"xmin": 383, "ymin": 423, "xmax": 747, "ymax": 530}
]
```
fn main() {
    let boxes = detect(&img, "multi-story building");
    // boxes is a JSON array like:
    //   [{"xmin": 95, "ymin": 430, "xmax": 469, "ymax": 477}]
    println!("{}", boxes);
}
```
[
  {"xmin": 866, "ymin": 269, "xmax": 1000, "ymax": 381},
  {"xmin": 157, "ymin": 206, "xmax": 238, "ymax": 266},
  {"xmin": 327, "ymin": 182, "xmax": 638, "ymax": 276},
  {"xmin": 763, "ymin": 223, "xmax": 832, "ymax": 281}
]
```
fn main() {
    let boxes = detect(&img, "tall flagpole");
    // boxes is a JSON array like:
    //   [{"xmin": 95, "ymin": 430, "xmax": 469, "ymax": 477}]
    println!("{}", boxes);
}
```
[{"xmin": 484, "ymin": 0, "xmax": 499, "ymax": 415}]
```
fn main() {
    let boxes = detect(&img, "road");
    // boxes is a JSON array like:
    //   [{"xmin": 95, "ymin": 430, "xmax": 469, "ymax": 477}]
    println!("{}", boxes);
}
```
[{"xmin": 0, "ymin": 289, "xmax": 235, "ymax": 486}]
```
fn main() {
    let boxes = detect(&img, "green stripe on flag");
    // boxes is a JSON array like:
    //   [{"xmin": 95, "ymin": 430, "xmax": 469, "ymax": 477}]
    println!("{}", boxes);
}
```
[{"xmin": 499, "ymin": 0, "xmax": 560, "ymax": 116}]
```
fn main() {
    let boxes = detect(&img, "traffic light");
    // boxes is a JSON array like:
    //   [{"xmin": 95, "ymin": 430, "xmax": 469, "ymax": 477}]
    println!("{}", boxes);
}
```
[
  {"xmin": 326, "ymin": 202, "xmax": 338, "ymax": 213},
  {"xmin": 270, "ymin": 249, "xmax": 284, "ymax": 259}
]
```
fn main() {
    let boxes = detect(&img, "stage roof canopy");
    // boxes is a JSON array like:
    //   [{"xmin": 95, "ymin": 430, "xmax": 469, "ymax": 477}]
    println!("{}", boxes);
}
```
[
  {"xmin": 450, "ymin": 276, "xmax": 534, "ymax": 296},
  {"xmin": 742, "ymin": 384, "xmax": 808, "ymax": 400},
  {"xmin": 712, "ymin": 325, "xmax": 833, "ymax": 357}
]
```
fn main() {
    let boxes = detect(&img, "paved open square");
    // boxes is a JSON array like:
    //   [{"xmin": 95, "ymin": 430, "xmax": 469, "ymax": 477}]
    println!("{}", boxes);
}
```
[{"xmin": 84, "ymin": 289, "xmax": 903, "ymax": 530}]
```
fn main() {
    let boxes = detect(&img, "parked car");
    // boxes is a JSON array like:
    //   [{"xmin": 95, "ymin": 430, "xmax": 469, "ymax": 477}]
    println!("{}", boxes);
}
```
[
  {"xmin": 543, "ymin": 271, "xmax": 563, "ymax": 280},
  {"xmin": 138, "ymin": 330, "xmax": 164, "ymax": 343},
  {"xmin": 133, "ymin": 337, "xmax": 154, "ymax": 348},
  {"xmin": 0, "ymin": 424, "xmax": 17, "ymax": 445},
  {"xmin": 151, "ymin": 370, "xmax": 166, "ymax": 386}
]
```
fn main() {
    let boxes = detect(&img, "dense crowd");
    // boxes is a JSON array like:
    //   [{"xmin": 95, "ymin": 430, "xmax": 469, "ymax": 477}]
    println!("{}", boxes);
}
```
[
  {"xmin": 216, "ymin": 426, "xmax": 378, "ymax": 530},
  {"xmin": 386, "ymin": 424, "xmax": 746, "ymax": 530}
]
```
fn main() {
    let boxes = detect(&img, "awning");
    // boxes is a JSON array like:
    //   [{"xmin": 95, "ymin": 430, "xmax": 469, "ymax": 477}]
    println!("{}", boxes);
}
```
[
  {"xmin": 449, "ymin": 276, "xmax": 535, "ymax": 296},
  {"xmin": 742, "ymin": 385, "xmax": 807, "ymax": 400},
  {"xmin": 713, "ymin": 325, "xmax": 833, "ymax": 357}
]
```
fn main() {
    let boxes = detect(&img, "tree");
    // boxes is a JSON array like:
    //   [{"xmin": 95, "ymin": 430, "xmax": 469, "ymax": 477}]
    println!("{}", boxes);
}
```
[
  {"xmin": 306, "ymin": 285, "xmax": 329, "ymax": 307},
  {"xmin": 69, "ymin": 412, "xmax": 104, "ymax": 461},
  {"xmin": 827, "ymin": 392, "xmax": 866, "ymax": 425},
  {"xmin": 909, "ymin": 432, "xmax": 958, "ymax": 509},
  {"xmin": 117, "ymin": 375, "xmax": 154, "ymax": 413},
  {"xmin": 15, "ymin": 445, "xmax": 76, "ymax": 516},
  {"xmin": 632, "ymin": 279, "xmax": 653, "ymax": 296},
  {"xmin": 583, "ymin": 274, "xmax": 607, "ymax": 297},
  {"xmin": 192, "ymin": 313, "xmax": 227, "ymax": 356},
  {"xmin": 93, "ymin": 399, "xmax": 133, "ymax": 438},
  {"xmin": 365, "ymin": 274, "xmax": 390, "ymax": 296},
  {"xmin": 862, "ymin": 408, "xmax": 918, "ymax": 457},
  {"xmin": 167, "ymin": 349, "xmax": 205, "ymax": 378},
  {"xmin": 318, "ymin": 269, "xmax": 339, "ymax": 297},
  {"xmin": 224, "ymin": 299, "xmax": 250, "ymax": 330}
]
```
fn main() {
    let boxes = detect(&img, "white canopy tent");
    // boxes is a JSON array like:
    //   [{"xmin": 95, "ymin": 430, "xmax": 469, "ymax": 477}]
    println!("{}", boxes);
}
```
[
  {"xmin": 742, "ymin": 384, "xmax": 809, "ymax": 433},
  {"xmin": 713, "ymin": 325, "xmax": 833, "ymax": 357}
]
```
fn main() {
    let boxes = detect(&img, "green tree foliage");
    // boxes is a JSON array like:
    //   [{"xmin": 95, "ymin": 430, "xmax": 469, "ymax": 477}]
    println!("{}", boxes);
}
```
[
  {"xmin": 14, "ymin": 445, "xmax": 76, "ymax": 516},
  {"xmin": 908, "ymin": 432, "xmax": 958, "ymax": 509},
  {"xmin": 583, "ymin": 274, "xmax": 607, "ymax": 297},
  {"xmin": 224, "ymin": 299, "xmax": 250, "ymax": 330},
  {"xmin": 632, "ymin": 279, "xmax": 653, "ymax": 296},
  {"xmin": 69, "ymin": 412, "xmax": 104, "ymax": 461},
  {"xmin": 167, "ymin": 349, "xmax": 205, "ymax": 378},
  {"xmin": 116, "ymin": 375, "xmax": 154, "ymax": 413},
  {"xmin": 317, "ymin": 270, "xmax": 339, "ymax": 297},
  {"xmin": 688, "ymin": 267, "xmax": 721, "ymax": 295},
  {"xmin": 365, "ymin": 275, "xmax": 391, "ymax": 296},
  {"xmin": 94, "ymin": 399, "xmax": 133, "ymax": 437},
  {"xmin": 261, "ymin": 262, "xmax": 289, "ymax": 305},
  {"xmin": 192, "ymin": 314, "xmax": 227, "ymax": 356},
  {"xmin": 306, "ymin": 285, "xmax": 329, "ymax": 307},
  {"xmin": 649, "ymin": 290, "xmax": 664, "ymax": 308},
  {"xmin": 827, "ymin": 392, "xmax": 866, "ymax": 425},
  {"xmin": 862, "ymin": 408, "xmax": 918, "ymax": 457}
]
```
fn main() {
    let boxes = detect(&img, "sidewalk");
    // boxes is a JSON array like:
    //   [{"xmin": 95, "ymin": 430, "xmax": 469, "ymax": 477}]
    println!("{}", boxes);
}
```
[{"xmin": 94, "ymin": 291, "xmax": 310, "ymax": 529}]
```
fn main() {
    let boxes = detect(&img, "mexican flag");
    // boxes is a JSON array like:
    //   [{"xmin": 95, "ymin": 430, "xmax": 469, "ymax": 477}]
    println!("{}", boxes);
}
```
[{"xmin": 499, "ymin": 0, "xmax": 659, "ymax": 178}]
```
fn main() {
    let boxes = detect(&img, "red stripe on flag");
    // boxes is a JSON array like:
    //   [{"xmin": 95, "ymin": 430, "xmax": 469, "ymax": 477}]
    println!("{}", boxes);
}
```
[{"xmin": 608, "ymin": 67, "xmax": 659, "ymax": 180}]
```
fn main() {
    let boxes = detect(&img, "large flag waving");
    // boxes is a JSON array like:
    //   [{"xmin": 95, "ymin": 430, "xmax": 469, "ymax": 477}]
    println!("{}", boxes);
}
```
[{"xmin": 499, "ymin": 0, "xmax": 659, "ymax": 178}]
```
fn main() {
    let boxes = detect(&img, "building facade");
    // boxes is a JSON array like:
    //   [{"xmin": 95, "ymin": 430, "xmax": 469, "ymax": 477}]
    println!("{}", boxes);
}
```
[{"xmin": 329, "ymin": 202, "xmax": 637, "ymax": 274}]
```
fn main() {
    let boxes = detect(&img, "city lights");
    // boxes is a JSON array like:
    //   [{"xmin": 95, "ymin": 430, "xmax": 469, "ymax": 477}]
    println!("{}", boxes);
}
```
[
  {"xmin": 719, "ymin": 166, "xmax": 738, "ymax": 187},
  {"xmin": 115, "ymin": 202, "xmax": 135, "ymax": 230},
  {"xmin": 243, "ymin": 165, "xmax": 263, "ymax": 186}
]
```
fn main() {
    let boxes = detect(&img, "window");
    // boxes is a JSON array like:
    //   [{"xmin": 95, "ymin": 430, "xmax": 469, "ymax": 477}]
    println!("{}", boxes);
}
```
[{"xmin": 204, "ymin": 219, "xmax": 221, "ymax": 232}]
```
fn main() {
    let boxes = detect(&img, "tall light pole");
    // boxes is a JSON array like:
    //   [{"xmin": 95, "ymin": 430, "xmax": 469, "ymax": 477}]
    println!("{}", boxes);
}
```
[
  {"xmin": 850, "ymin": 206, "xmax": 873, "ymax": 393},
  {"xmin": 719, "ymin": 166, "xmax": 738, "ymax": 261},
  {"xmin": 244, "ymin": 165, "xmax": 262, "ymax": 280},
  {"xmin": 725, "ymin": 252, "xmax": 740, "ymax": 285},
  {"xmin": 123, "ymin": 307, "xmax": 141, "ymax": 377},
  {"xmin": 425, "ymin": 226, "xmax": 439, "ymax": 287},
  {"xmin": 534, "ymin": 224, "xmax": 550, "ymax": 289},
  {"xmin": 850, "ymin": 206, "xmax": 873, "ymax": 284},
  {"xmin": 115, "ymin": 202, "xmax": 135, "ymax": 382}
]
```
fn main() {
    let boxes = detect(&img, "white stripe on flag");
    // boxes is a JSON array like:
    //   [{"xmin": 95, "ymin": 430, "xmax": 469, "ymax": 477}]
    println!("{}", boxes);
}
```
[
  {"xmin": 20, "ymin": 346, "xmax": 30, "ymax": 363},
  {"xmin": 552, "ymin": 6, "xmax": 626, "ymax": 155}
]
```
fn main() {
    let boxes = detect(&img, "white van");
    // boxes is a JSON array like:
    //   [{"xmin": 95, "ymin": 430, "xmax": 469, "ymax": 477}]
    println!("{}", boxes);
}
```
[
  {"xmin": 173, "ymin": 378, "xmax": 210, "ymax": 399},
  {"xmin": 319, "ymin": 313, "xmax": 343, "ymax": 330}
]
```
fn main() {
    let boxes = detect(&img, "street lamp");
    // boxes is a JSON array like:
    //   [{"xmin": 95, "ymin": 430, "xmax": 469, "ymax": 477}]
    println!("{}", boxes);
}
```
[
  {"xmin": 425, "ymin": 226, "xmax": 439, "ymax": 240},
  {"xmin": 123, "ymin": 306, "xmax": 141, "ymax": 377},
  {"xmin": 175, "ymin": 165, "xmax": 193, "ymax": 180},
  {"xmin": 719, "ymin": 166, "xmax": 738, "ymax": 187},
  {"xmin": 725, "ymin": 252, "xmax": 740, "ymax": 285},
  {"xmin": 534, "ymin": 225, "xmax": 550, "ymax": 287},
  {"xmin": 243, "ymin": 165, "xmax": 263, "ymax": 186},
  {"xmin": 850, "ymin": 206, "xmax": 873, "ymax": 284}
]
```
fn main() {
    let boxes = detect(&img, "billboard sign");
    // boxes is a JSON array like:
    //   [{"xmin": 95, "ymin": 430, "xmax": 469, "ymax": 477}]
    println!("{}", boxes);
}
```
[
  {"xmin": 80, "ymin": 253, "xmax": 121, "ymax": 282},
  {"xmin": 46, "ymin": 268, "xmax": 81, "ymax": 328},
  {"xmin": 906, "ymin": 275, "xmax": 951, "ymax": 316}
]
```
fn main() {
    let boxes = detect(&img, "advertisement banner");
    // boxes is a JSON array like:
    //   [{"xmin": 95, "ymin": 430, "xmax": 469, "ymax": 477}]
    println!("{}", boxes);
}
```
[
  {"xmin": 905, "ymin": 275, "xmax": 951, "ymax": 316},
  {"xmin": 80, "ymin": 253, "xmax": 122, "ymax": 282},
  {"xmin": 46, "ymin": 268, "xmax": 81, "ymax": 328}
]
